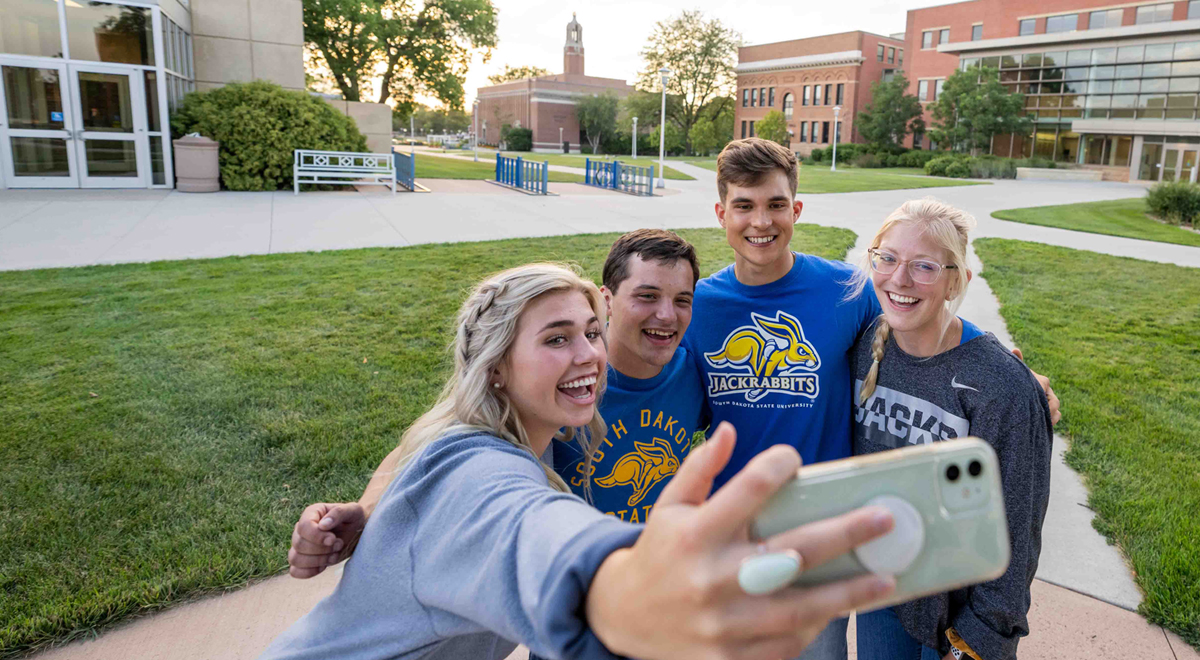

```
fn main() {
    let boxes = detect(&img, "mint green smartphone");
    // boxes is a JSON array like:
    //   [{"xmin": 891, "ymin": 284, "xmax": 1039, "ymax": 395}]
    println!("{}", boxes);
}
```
[{"xmin": 752, "ymin": 437, "xmax": 1010, "ymax": 611}]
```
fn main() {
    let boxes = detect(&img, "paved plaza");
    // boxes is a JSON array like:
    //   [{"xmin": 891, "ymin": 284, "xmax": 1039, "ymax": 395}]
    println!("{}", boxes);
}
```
[{"xmin": 7, "ymin": 163, "xmax": 1200, "ymax": 659}]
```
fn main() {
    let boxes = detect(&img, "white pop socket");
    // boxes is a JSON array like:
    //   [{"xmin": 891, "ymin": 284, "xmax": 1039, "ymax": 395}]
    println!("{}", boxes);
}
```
[{"xmin": 853, "ymin": 495, "xmax": 925, "ymax": 576}]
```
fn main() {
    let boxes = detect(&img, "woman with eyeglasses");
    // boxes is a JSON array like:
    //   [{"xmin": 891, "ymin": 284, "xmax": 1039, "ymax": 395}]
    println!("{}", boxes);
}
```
[{"xmin": 845, "ymin": 198, "xmax": 1054, "ymax": 660}]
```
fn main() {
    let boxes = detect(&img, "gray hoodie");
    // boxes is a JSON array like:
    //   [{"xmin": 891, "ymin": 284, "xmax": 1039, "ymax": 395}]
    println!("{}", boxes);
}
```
[
  {"xmin": 260, "ymin": 431, "xmax": 641, "ymax": 660},
  {"xmin": 851, "ymin": 324, "xmax": 1053, "ymax": 660}
]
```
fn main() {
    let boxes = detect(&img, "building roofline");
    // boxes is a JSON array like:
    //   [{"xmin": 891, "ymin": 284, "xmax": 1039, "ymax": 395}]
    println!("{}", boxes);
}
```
[
  {"xmin": 740, "ymin": 30, "xmax": 903, "ymax": 55},
  {"xmin": 907, "ymin": 0, "xmax": 985, "ymax": 14},
  {"xmin": 939, "ymin": 18, "xmax": 1200, "ymax": 53}
]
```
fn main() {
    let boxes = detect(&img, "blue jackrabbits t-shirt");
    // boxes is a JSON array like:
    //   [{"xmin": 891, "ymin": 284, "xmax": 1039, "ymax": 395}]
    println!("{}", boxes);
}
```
[
  {"xmin": 684, "ymin": 253, "xmax": 881, "ymax": 489},
  {"xmin": 553, "ymin": 346, "xmax": 708, "ymax": 523}
]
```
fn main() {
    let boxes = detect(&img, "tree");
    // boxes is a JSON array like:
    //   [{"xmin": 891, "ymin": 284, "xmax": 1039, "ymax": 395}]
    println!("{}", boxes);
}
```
[
  {"xmin": 647, "ymin": 122, "xmax": 686, "ymax": 156},
  {"xmin": 636, "ymin": 10, "xmax": 740, "ymax": 155},
  {"xmin": 928, "ymin": 67, "xmax": 1030, "ymax": 154},
  {"xmin": 688, "ymin": 98, "xmax": 733, "ymax": 156},
  {"xmin": 856, "ymin": 72, "xmax": 925, "ymax": 151},
  {"xmin": 302, "ymin": 0, "xmax": 497, "ymax": 107},
  {"xmin": 576, "ymin": 93, "xmax": 620, "ymax": 155},
  {"xmin": 755, "ymin": 110, "xmax": 789, "ymax": 146},
  {"xmin": 488, "ymin": 65, "xmax": 552, "ymax": 85}
]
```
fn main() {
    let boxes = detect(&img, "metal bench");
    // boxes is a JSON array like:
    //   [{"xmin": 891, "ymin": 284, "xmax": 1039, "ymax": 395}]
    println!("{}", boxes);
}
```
[{"xmin": 293, "ymin": 149, "xmax": 396, "ymax": 194}]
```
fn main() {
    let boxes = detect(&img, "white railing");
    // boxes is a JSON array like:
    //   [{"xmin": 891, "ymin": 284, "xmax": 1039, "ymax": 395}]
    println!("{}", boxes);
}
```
[{"xmin": 293, "ymin": 149, "xmax": 396, "ymax": 195}]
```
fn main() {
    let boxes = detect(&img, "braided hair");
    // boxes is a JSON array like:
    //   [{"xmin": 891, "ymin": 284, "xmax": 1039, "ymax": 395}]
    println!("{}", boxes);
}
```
[{"xmin": 389, "ymin": 263, "xmax": 608, "ymax": 494}]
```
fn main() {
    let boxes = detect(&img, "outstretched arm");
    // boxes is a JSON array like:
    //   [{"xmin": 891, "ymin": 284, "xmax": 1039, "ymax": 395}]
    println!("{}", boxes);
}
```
[{"xmin": 287, "ymin": 444, "xmax": 404, "ymax": 579}]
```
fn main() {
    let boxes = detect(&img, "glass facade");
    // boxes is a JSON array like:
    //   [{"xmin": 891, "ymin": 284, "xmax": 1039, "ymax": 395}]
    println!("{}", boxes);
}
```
[
  {"xmin": 0, "ymin": 0, "xmax": 63, "ymax": 58},
  {"xmin": 65, "ymin": 1, "xmax": 155, "ymax": 66},
  {"xmin": 962, "ymin": 39, "xmax": 1200, "ymax": 123}
]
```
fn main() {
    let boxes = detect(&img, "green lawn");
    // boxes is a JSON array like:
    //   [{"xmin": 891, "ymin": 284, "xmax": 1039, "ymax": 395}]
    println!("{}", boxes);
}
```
[
  {"xmin": 0, "ymin": 225, "xmax": 857, "ymax": 656},
  {"xmin": 415, "ymin": 154, "xmax": 584, "ymax": 182},
  {"xmin": 976, "ymin": 238, "xmax": 1200, "ymax": 648},
  {"xmin": 796, "ymin": 166, "xmax": 986, "ymax": 194},
  {"xmin": 993, "ymin": 198, "xmax": 1200, "ymax": 248}
]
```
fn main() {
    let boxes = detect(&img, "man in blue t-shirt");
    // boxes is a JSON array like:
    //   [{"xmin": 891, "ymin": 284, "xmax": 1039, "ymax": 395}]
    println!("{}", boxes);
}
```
[{"xmin": 552, "ymin": 229, "xmax": 708, "ymax": 522}]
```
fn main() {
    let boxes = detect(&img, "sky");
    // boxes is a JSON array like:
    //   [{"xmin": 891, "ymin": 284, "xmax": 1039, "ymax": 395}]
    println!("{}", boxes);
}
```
[{"xmin": 452, "ymin": 0, "xmax": 955, "ymax": 107}]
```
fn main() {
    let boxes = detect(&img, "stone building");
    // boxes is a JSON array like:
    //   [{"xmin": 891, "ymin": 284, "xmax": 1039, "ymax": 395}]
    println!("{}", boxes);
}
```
[
  {"xmin": 474, "ymin": 14, "xmax": 633, "ymax": 153},
  {"xmin": 0, "ymin": 0, "xmax": 389, "ymax": 190}
]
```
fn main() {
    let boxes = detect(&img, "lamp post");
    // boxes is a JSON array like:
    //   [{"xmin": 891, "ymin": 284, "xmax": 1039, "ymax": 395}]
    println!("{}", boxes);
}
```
[
  {"xmin": 632, "ymin": 116, "xmax": 638, "ymax": 159},
  {"xmin": 473, "ymin": 99, "xmax": 479, "ymax": 162},
  {"xmin": 657, "ymin": 67, "xmax": 670, "ymax": 189},
  {"xmin": 410, "ymin": 115, "xmax": 415, "ymax": 155},
  {"xmin": 559, "ymin": 126, "xmax": 564, "ymax": 153},
  {"xmin": 830, "ymin": 105, "xmax": 842, "ymax": 172}
]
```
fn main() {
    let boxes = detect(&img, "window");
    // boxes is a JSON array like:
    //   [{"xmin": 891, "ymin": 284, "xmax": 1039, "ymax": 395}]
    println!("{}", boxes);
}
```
[
  {"xmin": 741, "ymin": 120, "xmax": 747, "ymax": 139},
  {"xmin": 65, "ymin": 1, "xmax": 156, "ymax": 65},
  {"xmin": 783, "ymin": 93, "xmax": 794, "ymax": 120},
  {"xmin": 814, "ymin": 84, "xmax": 822, "ymax": 105},
  {"xmin": 1019, "ymin": 19, "xmax": 1036, "ymax": 36},
  {"xmin": 836, "ymin": 83, "xmax": 844, "ymax": 105},
  {"xmin": 971, "ymin": 24, "xmax": 983, "ymax": 41},
  {"xmin": 922, "ymin": 31, "xmax": 933, "ymax": 48},
  {"xmin": 803, "ymin": 85, "xmax": 810, "ymax": 106},
  {"xmin": 799, "ymin": 120, "xmax": 807, "ymax": 142},
  {"xmin": 898, "ymin": 49, "xmax": 904, "ymax": 67},
  {"xmin": 749, "ymin": 121, "xmax": 755, "ymax": 137},
  {"xmin": 1136, "ymin": 3, "xmax": 1173, "ymax": 24},
  {"xmin": 751, "ymin": 88, "xmax": 758, "ymax": 107},
  {"xmin": 1089, "ymin": 9, "xmax": 1123, "ymax": 29},
  {"xmin": 810, "ymin": 121, "xmax": 818, "ymax": 143},
  {"xmin": 1191, "ymin": 1, "xmax": 1200, "ymax": 19},
  {"xmin": 913, "ymin": 131, "xmax": 924, "ymax": 149},
  {"xmin": 935, "ymin": 79, "xmax": 945, "ymax": 100},
  {"xmin": 888, "ymin": 47, "xmax": 896, "ymax": 64},
  {"xmin": 824, "ymin": 84, "xmax": 832, "ymax": 105},
  {"xmin": 0, "ymin": 0, "xmax": 63, "ymax": 58},
  {"xmin": 760, "ymin": 87, "xmax": 767, "ymax": 105},
  {"xmin": 822, "ymin": 121, "xmax": 830, "ymax": 143},
  {"xmin": 742, "ymin": 89, "xmax": 748, "ymax": 107},
  {"xmin": 878, "ymin": 44, "xmax": 885, "ymax": 61},
  {"xmin": 769, "ymin": 87, "xmax": 775, "ymax": 107},
  {"xmin": 939, "ymin": 28, "xmax": 950, "ymax": 45},
  {"xmin": 918, "ymin": 79, "xmax": 930, "ymax": 101},
  {"xmin": 1046, "ymin": 14, "xmax": 1077, "ymax": 33},
  {"xmin": 835, "ymin": 122, "xmax": 842, "ymax": 144}
]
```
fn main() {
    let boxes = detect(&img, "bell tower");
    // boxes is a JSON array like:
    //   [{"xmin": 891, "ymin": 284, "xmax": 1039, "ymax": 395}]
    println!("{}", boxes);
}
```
[{"xmin": 564, "ymin": 13, "xmax": 584, "ymax": 76}]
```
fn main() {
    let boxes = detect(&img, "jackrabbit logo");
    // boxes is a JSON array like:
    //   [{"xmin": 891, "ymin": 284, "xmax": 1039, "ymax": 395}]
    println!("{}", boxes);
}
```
[
  {"xmin": 594, "ymin": 437, "xmax": 681, "ymax": 507},
  {"xmin": 704, "ymin": 311, "xmax": 821, "ymax": 403}
]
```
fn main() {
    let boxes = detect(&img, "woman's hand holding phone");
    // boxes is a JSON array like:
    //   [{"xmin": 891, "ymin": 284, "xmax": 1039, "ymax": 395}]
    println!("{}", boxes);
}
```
[{"xmin": 585, "ymin": 422, "xmax": 897, "ymax": 660}]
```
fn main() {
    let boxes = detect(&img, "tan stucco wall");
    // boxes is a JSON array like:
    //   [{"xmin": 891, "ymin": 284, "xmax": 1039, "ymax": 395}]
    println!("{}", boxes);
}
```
[
  {"xmin": 323, "ymin": 99, "xmax": 394, "ymax": 154},
  {"xmin": 190, "ymin": 0, "xmax": 305, "ymax": 91}
]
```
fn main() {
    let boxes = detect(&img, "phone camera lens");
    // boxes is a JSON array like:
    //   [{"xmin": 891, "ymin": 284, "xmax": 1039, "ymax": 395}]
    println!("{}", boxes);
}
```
[
  {"xmin": 946, "ymin": 464, "xmax": 960, "ymax": 482},
  {"xmin": 969, "ymin": 460, "xmax": 982, "ymax": 477}
]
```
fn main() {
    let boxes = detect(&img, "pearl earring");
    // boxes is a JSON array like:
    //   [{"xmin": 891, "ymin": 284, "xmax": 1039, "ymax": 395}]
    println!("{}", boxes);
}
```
[{"xmin": 493, "ymin": 382, "xmax": 501, "ymax": 389}]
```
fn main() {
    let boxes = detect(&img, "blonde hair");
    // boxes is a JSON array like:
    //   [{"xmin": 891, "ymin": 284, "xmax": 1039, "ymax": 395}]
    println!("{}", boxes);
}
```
[
  {"xmin": 389, "ymin": 263, "xmax": 607, "ymax": 493},
  {"xmin": 848, "ymin": 198, "xmax": 977, "ymax": 404}
]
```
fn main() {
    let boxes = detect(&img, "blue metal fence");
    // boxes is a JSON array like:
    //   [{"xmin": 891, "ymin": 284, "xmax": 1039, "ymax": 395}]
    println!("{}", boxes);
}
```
[
  {"xmin": 583, "ymin": 159, "xmax": 655, "ymax": 197},
  {"xmin": 393, "ymin": 151, "xmax": 415, "ymax": 191},
  {"xmin": 495, "ymin": 154, "xmax": 550, "ymax": 194}
]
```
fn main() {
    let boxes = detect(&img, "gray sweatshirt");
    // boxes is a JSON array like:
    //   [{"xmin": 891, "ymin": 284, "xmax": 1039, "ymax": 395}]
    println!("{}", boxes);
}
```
[
  {"xmin": 850, "ymin": 324, "xmax": 1053, "ymax": 660},
  {"xmin": 259, "ymin": 431, "xmax": 642, "ymax": 660}
]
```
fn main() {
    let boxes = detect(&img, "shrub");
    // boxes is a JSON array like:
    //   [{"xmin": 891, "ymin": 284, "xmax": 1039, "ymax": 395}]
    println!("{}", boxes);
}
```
[
  {"xmin": 944, "ymin": 161, "xmax": 972, "ymax": 178},
  {"xmin": 1146, "ymin": 180, "xmax": 1200, "ymax": 226},
  {"xmin": 898, "ymin": 150, "xmax": 940, "ymax": 168},
  {"xmin": 1013, "ymin": 156, "xmax": 1057, "ymax": 169},
  {"xmin": 968, "ymin": 156, "xmax": 1017, "ymax": 179},
  {"xmin": 925, "ymin": 155, "xmax": 959, "ymax": 177},
  {"xmin": 853, "ymin": 153, "xmax": 884, "ymax": 168},
  {"xmin": 810, "ymin": 147, "xmax": 826, "ymax": 162},
  {"xmin": 503, "ymin": 127, "xmax": 533, "ymax": 152},
  {"xmin": 882, "ymin": 153, "xmax": 899, "ymax": 168},
  {"xmin": 830, "ymin": 143, "xmax": 859, "ymax": 163},
  {"xmin": 171, "ymin": 81, "xmax": 367, "ymax": 191}
]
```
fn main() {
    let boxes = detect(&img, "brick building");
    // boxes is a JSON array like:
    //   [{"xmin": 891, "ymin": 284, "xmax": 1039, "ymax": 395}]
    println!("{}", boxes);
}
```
[
  {"xmin": 474, "ymin": 14, "xmax": 633, "ymax": 153},
  {"xmin": 734, "ymin": 31, "xmax": 906, "ymax": 157},
  {"xmin": 905, "ymin": 0, "xmax": 1200, "ymax": 181}
]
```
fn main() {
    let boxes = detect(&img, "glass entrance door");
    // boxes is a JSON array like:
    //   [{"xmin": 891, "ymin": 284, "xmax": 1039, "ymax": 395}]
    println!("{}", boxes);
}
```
[
  {"xmin": 1180, "ymin": 150, "xmax": 1199, "ymax": 183},
  {"xmin": 0, "ymin": 60, "xmax": 79, "ymax": 188},
  {"xmin": 1163, "ymin": 148, "xmax": 1180, "ymax": 182},
  {"xmin": 68, "ymin": 64, "xmax": 146, "ymax": 188}
]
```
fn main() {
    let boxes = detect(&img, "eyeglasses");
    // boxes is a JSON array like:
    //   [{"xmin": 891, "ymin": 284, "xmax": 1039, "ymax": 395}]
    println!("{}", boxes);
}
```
[{"xmin": 867, "ymin": 248, "xmax": 957, "ymax": 284}]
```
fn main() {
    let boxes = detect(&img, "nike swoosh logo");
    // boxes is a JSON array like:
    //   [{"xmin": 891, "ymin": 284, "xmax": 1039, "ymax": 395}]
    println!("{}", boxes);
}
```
[{"xmin": 951, "ymin": 376, "xmax": 979, "ymax": 392}]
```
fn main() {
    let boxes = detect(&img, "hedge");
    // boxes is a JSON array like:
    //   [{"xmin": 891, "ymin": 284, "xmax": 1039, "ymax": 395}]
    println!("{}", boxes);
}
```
[
  {"xmin": 171, "ymin": 81, "xmax": 368, "ymax": 191},
  {"xmin": 1146, "ymin": 180, "xmax": 1200, "ymax": 226}
]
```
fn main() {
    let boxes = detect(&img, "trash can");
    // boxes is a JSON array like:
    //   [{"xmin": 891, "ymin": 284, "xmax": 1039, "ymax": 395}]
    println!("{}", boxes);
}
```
[{"xmin": 173, "ymin": 134, "xmax": 219, "ymax": 192}]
